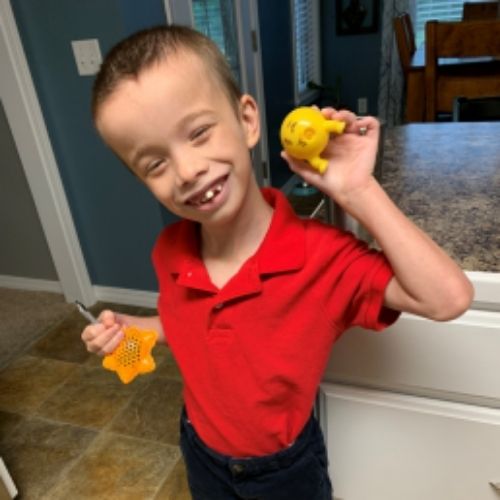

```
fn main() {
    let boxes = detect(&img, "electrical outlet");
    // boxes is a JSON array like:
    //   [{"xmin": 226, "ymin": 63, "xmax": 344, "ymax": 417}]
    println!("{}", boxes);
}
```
[
  {"xmin": 357, "ymin": 97, "xmax": 368, "ymax": 115},
  {"xmin": 71, "ymin": 39, "xmax": 102, "ymax": 76}
]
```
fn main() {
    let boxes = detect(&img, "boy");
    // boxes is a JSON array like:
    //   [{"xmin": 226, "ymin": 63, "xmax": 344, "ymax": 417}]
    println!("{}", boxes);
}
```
[{"xmin": 82, "ymin": 25, "xmax": 473, "ymax": 499}]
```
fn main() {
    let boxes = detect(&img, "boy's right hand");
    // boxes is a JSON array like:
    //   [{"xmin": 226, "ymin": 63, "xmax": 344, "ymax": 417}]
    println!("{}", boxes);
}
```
[{"xmin": 81, "ymin": 310, "xmax": 125, "ymax": 356}]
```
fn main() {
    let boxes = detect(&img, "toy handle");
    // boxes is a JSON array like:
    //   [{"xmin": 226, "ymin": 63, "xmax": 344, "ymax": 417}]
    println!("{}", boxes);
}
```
[
  {"xmin": 309, "ymin": 120, "xmax": 345, "ymax": 174},
  {"xmin": 325, "ymin": 120, "xmax": 346, "ymax": 135},
  {"xmin": 309, "ymin": 157, "xmax": 329, "ymax": 174}
]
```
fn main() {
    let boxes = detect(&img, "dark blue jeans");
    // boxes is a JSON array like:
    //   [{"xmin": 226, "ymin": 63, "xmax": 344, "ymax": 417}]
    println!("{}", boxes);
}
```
[{"xmin": 179, "ymin": 409, "xmax": 333, "ymax": 500}]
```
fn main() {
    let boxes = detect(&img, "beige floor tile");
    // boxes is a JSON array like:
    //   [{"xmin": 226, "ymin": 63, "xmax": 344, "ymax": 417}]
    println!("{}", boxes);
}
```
[
  {"xmin": 0, "ymin": 288, "xmax": 74, "ymax": 370},
  {"xmin": 43, "ymin": 431, "xmax": 180, "ymax": 500},
  {"xmin": 36, "ymin": 364, "xmax": 149, "ymax": 429},
  {"xmin": 29, "ymin": 310, "xmax": 91, "ymax": 363},
  {"xmin": 154, "ymin": 458, "xmax": 192, "ymax": 500},
  {"xmin": 0, "ymin": 355, "xmax": 77, "ymax": 414},
  {"xmin": 154, "ymin": 345, "xmax": 183, "ymax": 381},
  {"xmin": 109, "ymin": 377, "xmax": 183, "ymax": 446},
  {"xmin": 0, "ymin": 410, "xmax": 24, "ymax": 437},
  {"xmin": 84, "ymin": 351, "xmax": 107, "ymax": 367},
  {"xmin": 1, "ymin": 416, "xmax": 97, "ymax": 499},
  {"xmin": 154, "ymin": 361, "xmax": 183, "ymax": 381}
]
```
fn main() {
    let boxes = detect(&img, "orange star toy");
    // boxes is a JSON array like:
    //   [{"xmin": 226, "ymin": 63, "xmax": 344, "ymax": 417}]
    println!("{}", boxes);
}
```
[{"xmin": 102, "ymin": 326, "xmax": 157, "ymax": 384}]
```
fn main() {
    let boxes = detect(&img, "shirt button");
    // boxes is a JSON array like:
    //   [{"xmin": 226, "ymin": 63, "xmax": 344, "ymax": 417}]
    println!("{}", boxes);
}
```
[
  {"xmin": 214, "ymin": 302, "xmax": 224, "ymax": 310},
  {"xmin": 186, "ymin": 271, "xmax": 192, "ymax": 278}
]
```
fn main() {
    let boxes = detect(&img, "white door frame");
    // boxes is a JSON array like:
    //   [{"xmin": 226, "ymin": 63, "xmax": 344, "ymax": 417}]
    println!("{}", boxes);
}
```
[
  {"xmin": 235, "ymin": 0, "xmax": 270, "ymax": 187},
  {"xmin": 0, "ymin": 0, "xmax": 95, "ymax": 305}
]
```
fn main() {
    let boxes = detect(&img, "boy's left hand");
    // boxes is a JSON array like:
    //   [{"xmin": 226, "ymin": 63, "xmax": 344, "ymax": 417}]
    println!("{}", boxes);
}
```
[{"xmin": 281, "ymin": 108, "xmax": 380, "ymax": 207}]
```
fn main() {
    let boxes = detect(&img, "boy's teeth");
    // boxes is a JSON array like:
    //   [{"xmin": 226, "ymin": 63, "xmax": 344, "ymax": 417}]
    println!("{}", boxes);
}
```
[{"xmin": 200, "ymin": 183, "xmax": 223, "ymax": 204}]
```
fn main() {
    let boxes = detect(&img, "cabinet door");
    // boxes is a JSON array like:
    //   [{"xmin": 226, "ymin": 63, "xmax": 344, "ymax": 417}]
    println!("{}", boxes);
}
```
[
  {"xmin": 321, "ymin": 383, "xmax": 500, "ymax": 500},
  {"xmin": 324, "ymin": 310, "xmax": 500, "ymax": 406}
]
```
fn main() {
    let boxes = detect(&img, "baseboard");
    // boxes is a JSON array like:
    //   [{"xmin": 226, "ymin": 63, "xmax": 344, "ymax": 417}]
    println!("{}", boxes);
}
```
[
  {"xmin": 0, "ymin": 276, "xmax": 158, "ymax": 309},
  {"xmin": 93, "ymin": 286, "xmax": 158, "ymax": 309},
  {"xmin": 0, "ymin": 275, "xmax": 62, "ymax": 293},
  {"xmin": 0, "ymin": 458, "xmax": 17, "ymax": 499}
]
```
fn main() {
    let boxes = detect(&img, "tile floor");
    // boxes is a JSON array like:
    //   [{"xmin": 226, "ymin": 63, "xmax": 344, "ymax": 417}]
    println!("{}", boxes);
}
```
[{"xmin": 0, "ymin": 302, "xmax": 192, "ymax": 499}]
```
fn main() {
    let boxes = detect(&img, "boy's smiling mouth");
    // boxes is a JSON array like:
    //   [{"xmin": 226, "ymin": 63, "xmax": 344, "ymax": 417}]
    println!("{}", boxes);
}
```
[{"xmin": 186, "ymin": 175, "xmax": 229, "ymax": 207}]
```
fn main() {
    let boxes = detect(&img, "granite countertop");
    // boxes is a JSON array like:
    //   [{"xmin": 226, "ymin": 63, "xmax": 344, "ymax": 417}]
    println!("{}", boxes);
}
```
[{"xmin": 380, "ymin": 123, "xmax": 500, "ymax": 273}]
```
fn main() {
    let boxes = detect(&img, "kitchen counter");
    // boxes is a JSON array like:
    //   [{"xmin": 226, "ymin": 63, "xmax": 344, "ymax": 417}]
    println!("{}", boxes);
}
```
[
  {"xmin": 380, "ymin": 123, "xmax": 500, "ymax": 273},
  {"xmin": 321, "ymin": 123, "xmax": 500, "ymax": 500}
]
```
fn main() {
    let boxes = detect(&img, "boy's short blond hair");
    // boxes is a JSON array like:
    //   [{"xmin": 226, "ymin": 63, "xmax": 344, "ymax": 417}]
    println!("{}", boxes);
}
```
[{"xmin": 92, "ymin": 25, "xmax": 242, "ymax": 121}]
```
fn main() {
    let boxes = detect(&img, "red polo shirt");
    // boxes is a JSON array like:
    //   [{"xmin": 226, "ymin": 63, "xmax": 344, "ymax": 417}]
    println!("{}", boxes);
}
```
[{"xmin": 152, "ymin": 188, "xmax": 399, "ymax": 457}]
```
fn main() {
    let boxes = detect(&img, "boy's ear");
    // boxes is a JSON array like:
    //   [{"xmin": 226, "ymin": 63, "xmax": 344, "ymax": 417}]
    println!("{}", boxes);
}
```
[{"xmin": 239, "ymin": 94, "xmax": 260, "ymax": 148}]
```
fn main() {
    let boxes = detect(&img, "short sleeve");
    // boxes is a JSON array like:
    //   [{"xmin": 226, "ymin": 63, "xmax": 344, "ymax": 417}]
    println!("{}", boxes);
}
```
[
  {"xmin": 310, "ymin": 224, "xmax": 401, "ymax": 333},
  {"xmin": 343, "ymin": 251, "xmax": 401, "ymax": 331}
]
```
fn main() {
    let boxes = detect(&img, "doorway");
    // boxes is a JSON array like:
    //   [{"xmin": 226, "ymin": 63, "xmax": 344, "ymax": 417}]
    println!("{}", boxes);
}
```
[{"xmin": 0, "ymin": 0, "xmax": 94, "ymax": 303}]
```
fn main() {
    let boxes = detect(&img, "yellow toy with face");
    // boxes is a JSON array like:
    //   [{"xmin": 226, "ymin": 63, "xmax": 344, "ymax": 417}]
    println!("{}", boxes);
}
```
[{"xmin": 280, "ymin": 107, "xmax": 346, "ymax": 174}]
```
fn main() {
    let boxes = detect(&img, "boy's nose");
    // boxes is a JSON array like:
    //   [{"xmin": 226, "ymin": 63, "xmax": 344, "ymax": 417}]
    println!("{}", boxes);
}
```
[{"xmin": 174, "ymin": 154, "xmax": 208, "ymax": 185}]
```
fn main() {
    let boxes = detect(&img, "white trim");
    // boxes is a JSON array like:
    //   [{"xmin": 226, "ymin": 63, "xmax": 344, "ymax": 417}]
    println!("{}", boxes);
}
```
[
  {"xmin": 321, "ymin": 383, "xmax": 500, "ymax": 426},
  {"xmin": 94, "ymin": 286, "xmax": 158, "ymax": 309},
  {"xmin": 466, "ymin": 271, "xmax": 500, "ymax": 309},
  {"xmin": 163, "ymin": 0, "xmax": 172, "ymax": 23},
  {"xmin": 0, "ymin": 458, "xmax": 17, "ymax": 499},
  {"xmin": 0, "ymin": 275, "xmax": 62, "ymax": 294},
  {"xmin": 234, "ymin": 0, "xmax": 270, "ymax": 187},
  {"xmin": 163, "ymin": 0, "xmax": 194, "ymax": 25},
  {"xmin": 0, "ymin": 0, "xmax": 94, "ymax": 305},
  {"xmin": 0, "ymin": 275, "xmax": 158, "ymax": 308},
  {"xmin": 248, "ymin": 0, "xmax": 270, "ymax": 187},
  {"xmin": 234, "ymin": 1, "xmax": 250, "ymax": 96}
]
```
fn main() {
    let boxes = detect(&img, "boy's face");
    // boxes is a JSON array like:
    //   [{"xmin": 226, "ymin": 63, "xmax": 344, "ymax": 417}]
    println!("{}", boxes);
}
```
[{"xmin": 96, "ymin": 50, "xmax": 260, "ymax": 228}]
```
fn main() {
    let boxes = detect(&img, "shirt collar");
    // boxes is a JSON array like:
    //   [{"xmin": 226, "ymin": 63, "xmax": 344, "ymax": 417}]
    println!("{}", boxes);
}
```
[
  {"xmin": 257, "ymin": 188, "xmax": 306, "ymax": 275},
  {"xmin": 167, "ymin": 187, "xmax": 306, "ymax": 290}
]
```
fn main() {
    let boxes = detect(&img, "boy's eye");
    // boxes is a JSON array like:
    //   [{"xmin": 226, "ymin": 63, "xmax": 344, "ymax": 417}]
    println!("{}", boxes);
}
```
[
  {"xmin": 191, "ymin": 125, "xmax": 211, "ymax": 141},
  {"xmin": 145, "ymin": 159, "xmax": 165, "ymax": 176}
]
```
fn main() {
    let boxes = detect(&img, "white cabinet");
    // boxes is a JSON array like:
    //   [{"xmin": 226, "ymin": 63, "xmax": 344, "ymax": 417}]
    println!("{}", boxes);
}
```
[
  {"xmin": 321, "ymin": 272, "xmax": 500, "ymax": 499},
  {"xmin": 324, "ymin": 309, "xmax": 500, "ymax": 406},
  {"xmin": 321, "ymin": 384, "xmax": 500, "ymax": 500}
]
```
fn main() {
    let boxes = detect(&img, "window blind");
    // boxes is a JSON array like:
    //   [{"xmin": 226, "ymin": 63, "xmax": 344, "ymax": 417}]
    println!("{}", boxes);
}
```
[
  {"xmin": 293, "ymin": 0, "xmax": 320, "ymax": 102},
  {"xmin": 192, "ymin": 0, "xmax": 241, "ymax": 83},
  {"xmin": 415, "ymin": 0, "xmax": 484, "ymax": 46}
]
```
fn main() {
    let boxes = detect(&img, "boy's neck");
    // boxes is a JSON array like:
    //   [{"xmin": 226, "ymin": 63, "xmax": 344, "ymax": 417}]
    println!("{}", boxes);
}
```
[{"xmin": 200, "ymin": 183, "xmax": 273, "ymax": 274}]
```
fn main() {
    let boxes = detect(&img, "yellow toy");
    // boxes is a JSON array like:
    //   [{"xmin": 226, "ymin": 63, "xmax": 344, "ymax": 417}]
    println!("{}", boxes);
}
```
[
  {"xmin": 75, "ymin": 301, "xmax": 157, "ymax": 384},
  {"xmin": 102, "ymin": 326, "xmax": 157, "ymax": 384},
  {"xmin": 280, "ymin": 107, "xmax": 346, "ymax": 174}
]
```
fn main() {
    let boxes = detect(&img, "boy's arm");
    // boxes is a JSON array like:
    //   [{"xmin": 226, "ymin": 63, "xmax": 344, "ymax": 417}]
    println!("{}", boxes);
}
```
[
  {"xmin": 339, "ymin": 176, "xmax": 473, "ymax": 320},
  {"xmin": 282, "ymin": 109, "xmax": 474, "ymax": 321}
]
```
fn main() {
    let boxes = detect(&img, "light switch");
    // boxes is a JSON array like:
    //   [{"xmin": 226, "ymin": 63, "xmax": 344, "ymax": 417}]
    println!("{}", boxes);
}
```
[{"xmin": 71, "ymin": 39, "xmax": 102, "ymax": 76}]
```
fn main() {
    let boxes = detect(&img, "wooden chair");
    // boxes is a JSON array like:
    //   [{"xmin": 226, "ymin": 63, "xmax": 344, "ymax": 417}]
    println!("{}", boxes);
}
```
[
  {"xmin": 424, "ymin": 19, "xmax": 500, "ymax": 121},
  {"xmin": 394, "ymin": 13, "xmax": 415, "ymax": 67},
  {"xmin": 394, "ymin": 13, "xmax": 425, "ymax": 122},
  {"xmin": 462, "ymin": 1, "xmax": 498, "ymax": 21},
  {"xmin": 453, "ymin": 96, "xmax": 500, "ymax": 121}
]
